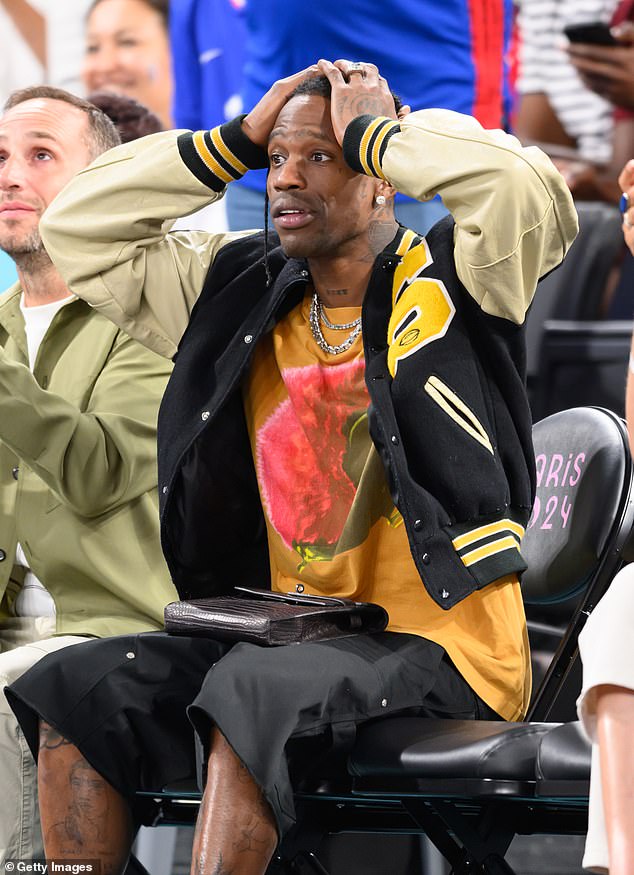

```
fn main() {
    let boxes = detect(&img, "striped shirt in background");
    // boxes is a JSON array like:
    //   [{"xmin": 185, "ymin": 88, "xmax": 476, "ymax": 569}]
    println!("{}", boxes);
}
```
[{"xmin": 517, "ymin": 0, "xmax": 620, "ymax": 164}]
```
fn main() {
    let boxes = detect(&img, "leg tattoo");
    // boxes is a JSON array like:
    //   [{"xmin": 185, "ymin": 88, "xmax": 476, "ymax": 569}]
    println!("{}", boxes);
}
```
[{"xmin": 38, "ymin": 720, "xmax": 134, "ymax": 875}]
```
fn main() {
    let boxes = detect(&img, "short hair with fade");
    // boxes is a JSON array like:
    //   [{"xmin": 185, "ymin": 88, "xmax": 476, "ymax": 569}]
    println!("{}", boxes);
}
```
[
  {"xmin": 291, "ymin": 74, "xmax": 403, "ymax": 115},
  {"xmin": 3, "ymin": 85, "xmax": 121, "ymax": 159}
]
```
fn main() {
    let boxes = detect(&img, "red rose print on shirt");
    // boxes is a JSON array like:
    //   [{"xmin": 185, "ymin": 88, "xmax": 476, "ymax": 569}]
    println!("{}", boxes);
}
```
[{"xmin": 256, "ymin": 359, "xmax": 371, "ymax": 564}]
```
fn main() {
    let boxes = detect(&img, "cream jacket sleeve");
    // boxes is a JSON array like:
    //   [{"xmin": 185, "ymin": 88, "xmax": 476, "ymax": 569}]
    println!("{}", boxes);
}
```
[
  {"xmin": 41, "ymin": 111, "xmax": 578, "ymax": 357},
  {"xmin": 343, "ymin": 109, "xmax": 579, "ymax": 324},
  {"xmin": 40, "ymin": 126, "xmax": 259, "ymax": 359}
]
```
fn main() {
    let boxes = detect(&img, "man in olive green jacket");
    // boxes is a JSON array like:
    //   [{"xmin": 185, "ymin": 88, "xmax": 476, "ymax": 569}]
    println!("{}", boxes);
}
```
[{"xmin": 0, "ymin": 86, "xmax": 176, "ymax": 862}]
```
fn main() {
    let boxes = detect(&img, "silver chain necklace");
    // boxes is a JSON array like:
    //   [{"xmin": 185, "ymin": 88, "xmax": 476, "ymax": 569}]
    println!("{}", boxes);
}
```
[{"xmin": 309, "ymin": 292, "xmax": 362, "ymax": 355}]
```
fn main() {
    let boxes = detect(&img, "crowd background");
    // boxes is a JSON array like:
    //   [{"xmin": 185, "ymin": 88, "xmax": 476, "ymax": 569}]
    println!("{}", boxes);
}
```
[
  {"xmin": 1, "ymin": 0, "xmax": 632, "ymax": 248},
  {"xmin": 1, "ymin": 3, "xmax": 634, "ymax": 873}
]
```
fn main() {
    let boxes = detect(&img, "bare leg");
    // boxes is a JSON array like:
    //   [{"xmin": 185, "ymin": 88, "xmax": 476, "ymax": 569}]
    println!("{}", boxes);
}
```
[
  {"xmin": 191, "ymin": 727, "xmax": 278, "ymax": 875},
  {"xmin": 596, "ymin": 685, "xmax": 634, "ymax": 875},
  {"xmin": 38, "ymin": 720, "xmax": 134, "ymax": 875}
]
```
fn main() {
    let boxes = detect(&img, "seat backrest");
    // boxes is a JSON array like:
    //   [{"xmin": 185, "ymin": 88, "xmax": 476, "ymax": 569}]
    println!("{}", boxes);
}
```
[
  {"xmin": 521, "ymin": 407, "xmax": 634, "ymax": 720},
  {"xmin": 534, "ymin": 319, "xmax": 632, "ymax": 420},
  {"xmin": 525, "ymin": 201, "xmax": 624, "ymax": 381}
]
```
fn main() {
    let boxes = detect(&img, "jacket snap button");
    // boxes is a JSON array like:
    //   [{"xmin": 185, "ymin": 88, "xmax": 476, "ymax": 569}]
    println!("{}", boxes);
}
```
[
  {"xmin": 381, "ymin": 698, "xmax": 388, "ymax": 707},
  {"xmin": 413, "ymin": 519, "xmax": 422, "ymax": 531},
  {"xmin": 11, "ymin": 467, "xmax": 18, "ymax": 480},
  {"xmin": 441, "ymin": 589, "xmax": 450, "ymax": 599},
  {"xmin": 296, "ymin": 583, "xmax": 304, "ymax": 593},
  {"xmin": 422, "ymin": 552, "xmax": 430, "ymax": 565},
  {"xmin": 300, "ymin": 270, "xmax": 309, "ymax": 279},
  {"xmin": 391, "ymin": 435, "xmax": 399, "ymax": 445},
  {"xmin": 201, "ymin": 410, "xmax": 210, "ymax": 421},
  {"xmin": 244, "ymin": 334, "xmax": 253, "ymax": 344},
  {"xmin": 162, "ymin": 486, "xmax": 168, "ymax": 495},
  {"xmin": 126, "ymin": 652, "xmax": 135, "ymax": 659},
  {"xmin": 0, "ymin": 549, "xmax": 5, "ymax": 561}
]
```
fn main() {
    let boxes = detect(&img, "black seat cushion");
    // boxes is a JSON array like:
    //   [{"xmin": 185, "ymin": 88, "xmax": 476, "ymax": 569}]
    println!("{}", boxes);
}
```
[
  {"xmin": 349, "ymin": 718, "xmax": 557, "ymax": 780},
  {"xmin": 536, "ymin": 721, "xmax": 591, "ymax": 781}
]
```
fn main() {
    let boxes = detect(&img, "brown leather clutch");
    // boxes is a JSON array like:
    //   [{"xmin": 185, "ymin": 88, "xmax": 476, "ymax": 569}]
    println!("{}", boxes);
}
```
[{"xmin": 164, "ymin": 586, "xmax": 389, "ymax": 646}]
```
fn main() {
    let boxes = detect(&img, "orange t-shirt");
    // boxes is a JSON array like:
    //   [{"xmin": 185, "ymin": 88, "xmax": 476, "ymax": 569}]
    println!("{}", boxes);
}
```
[{"xmin": 243, "ymin": 295, "xmax": 531, "ymax": 721}]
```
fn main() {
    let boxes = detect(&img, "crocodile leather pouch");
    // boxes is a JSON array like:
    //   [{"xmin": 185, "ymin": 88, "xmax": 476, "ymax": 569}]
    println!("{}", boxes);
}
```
[{"xmin": 164, "ymin": 586, "xmax": 389, "ymax": 646}]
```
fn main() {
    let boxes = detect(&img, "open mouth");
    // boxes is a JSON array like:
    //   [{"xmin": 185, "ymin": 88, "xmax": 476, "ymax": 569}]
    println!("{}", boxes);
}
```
[{"xmin": 273, "ymin": 208, "xmax": 313, "ymax": 230}]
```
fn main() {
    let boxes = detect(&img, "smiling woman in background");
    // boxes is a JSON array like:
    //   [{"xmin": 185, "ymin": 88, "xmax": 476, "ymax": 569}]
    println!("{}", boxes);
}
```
[{"xmin": 82, "ymin": 0, "xmax": 173, "ymax": 128}]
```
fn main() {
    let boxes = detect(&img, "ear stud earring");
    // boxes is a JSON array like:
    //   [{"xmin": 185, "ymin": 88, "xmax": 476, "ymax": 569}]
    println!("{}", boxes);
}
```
[{"xmin": 375, "ymin": 195, "xmax": 386, "ymax": 206}]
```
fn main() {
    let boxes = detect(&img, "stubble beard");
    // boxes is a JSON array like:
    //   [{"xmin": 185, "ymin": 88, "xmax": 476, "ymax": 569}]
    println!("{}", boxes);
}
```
[{"xmin": 0, "ymin": 225, "xmax": 53, "ymax": 274}]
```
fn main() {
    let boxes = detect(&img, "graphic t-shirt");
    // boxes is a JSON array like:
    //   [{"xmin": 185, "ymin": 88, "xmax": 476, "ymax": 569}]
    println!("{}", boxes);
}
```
[{"xmin": 243, "ymin": 294, "xmax": 530, "ymax": 721}]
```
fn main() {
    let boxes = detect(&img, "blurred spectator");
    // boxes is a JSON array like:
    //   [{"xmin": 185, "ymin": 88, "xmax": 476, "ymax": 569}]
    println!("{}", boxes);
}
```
[
  {"xmin": 88, "ymin": 89, "xmax": 162, "ymax": 141},
  {"xmin": 515, "ymin": 0, "xmax": 619, "ymax": 166},
  {"xmin": 0, "ymin": 1, "xmax": 92, "ymax": 104},
  {"xmin": 170, "ymin": 0, "xmax": 246, "ymax": 130},
  {"xmin": 82, "ymin": 0, "xmax": 173, "ymax": 128},
  {"xmin": 224, "ymin": 0, "xmax": 514, "ymax": 234},
  {"xmin": 561, "ymin": 1, "xmax": 634, "ymax": 201},
  {"xmin": 514, "ymin": 0, "xmax": 634, "ymax": 203}
]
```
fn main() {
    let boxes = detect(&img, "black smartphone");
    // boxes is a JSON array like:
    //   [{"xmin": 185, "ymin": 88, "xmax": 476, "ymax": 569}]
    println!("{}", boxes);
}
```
[{"xmin": 563, "ymin": 21, "xmax": 618, "ymax": 46}]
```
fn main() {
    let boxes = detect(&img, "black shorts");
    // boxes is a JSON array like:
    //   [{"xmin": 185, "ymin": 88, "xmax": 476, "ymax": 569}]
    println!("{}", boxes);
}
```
[{"xmin": 6, "ymin": 630, "xmax": 499, "ymax": 838}]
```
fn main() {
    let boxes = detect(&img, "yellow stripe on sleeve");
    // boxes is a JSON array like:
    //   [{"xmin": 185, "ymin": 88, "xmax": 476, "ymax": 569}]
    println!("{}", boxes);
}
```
[
  {"xmin": 460, "ymin": 536, "xmax": 521, "ymax": 567},
  {"xmin": 192, "ymin": 131, "xmax": 234, "ymax": 184},
  {"xmin": 210, "ymin": 128, "xmax": 249, "ymax": 177},
  {"xmin": 452, "ymin": 519, "xmax": 525, "ymax": 551},
  {"xmin": 358, "ymin": 117, "xmax": 388, "ymax": 177}
]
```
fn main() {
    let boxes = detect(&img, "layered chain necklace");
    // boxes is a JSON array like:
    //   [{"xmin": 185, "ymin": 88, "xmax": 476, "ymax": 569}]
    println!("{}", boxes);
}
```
[{"xmin": 309, "ymin": 291, "xmax": 362, "ymax": 355}]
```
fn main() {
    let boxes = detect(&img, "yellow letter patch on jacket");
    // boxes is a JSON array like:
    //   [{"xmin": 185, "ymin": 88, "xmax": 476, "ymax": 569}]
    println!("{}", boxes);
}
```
[{"xmin": 388, "ymin": 240, "xmax": 455, "ymax": 377}]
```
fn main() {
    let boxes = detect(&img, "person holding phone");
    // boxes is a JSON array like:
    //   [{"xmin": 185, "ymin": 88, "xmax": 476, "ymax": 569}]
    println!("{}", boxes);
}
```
[
  {"xmin": 565, "ymin": 5, "xmax": 634, "ymax": 111},
  {"xmin": 558, "ymin": 1, "xmax": 634, "ymax": 201},
  {"xmin": 515, "ymin": 0, "xmax": 634, "ymax": 203}
]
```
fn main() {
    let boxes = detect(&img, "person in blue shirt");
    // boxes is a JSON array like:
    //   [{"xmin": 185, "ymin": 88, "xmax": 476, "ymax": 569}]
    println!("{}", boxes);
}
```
[
  {"xmin": 170, "ymin": 0, "xmax": 247, "ymax": 131},
  {"xmin": 224, "ymin": 0, "xmax": 514, "ymax": 234}
]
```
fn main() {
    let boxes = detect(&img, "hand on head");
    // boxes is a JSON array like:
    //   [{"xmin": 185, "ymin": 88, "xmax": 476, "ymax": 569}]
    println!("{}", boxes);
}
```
[
  {"xmin": 242, "ymin": 65, "xmax": 321, "ymax": 148},
  {"xmin": 242, "ymin": 61, "xmax": 404, "ymax": 152},
  {"xmin": 317, "ymin": 59, "xmax": 399, "ymax": 145}
]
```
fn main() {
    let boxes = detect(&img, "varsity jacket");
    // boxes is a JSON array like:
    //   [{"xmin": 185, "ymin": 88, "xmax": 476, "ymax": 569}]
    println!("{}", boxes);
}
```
[{"xmin": 39, "ymin": 108, "xmax": 579, "ymax": 610}]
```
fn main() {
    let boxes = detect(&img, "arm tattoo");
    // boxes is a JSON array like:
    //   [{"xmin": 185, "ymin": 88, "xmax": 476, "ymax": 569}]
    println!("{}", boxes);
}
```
[
  {"xmin": 39, "ymin": 721, "xmax": 72, "ymax": 750},
  {"xmin": 337, "ymin": 95, "xmax": 392, "ymax": 118}
]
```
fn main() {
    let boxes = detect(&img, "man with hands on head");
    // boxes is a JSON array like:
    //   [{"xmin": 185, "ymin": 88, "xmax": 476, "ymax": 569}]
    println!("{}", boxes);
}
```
[{"xmin": 6, "ymin": 60, "xmax": 577, "ymax": 875}]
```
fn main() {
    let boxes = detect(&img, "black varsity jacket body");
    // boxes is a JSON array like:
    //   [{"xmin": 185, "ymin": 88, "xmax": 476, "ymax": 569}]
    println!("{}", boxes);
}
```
[{"xmin": 157, "ymin": 219, "xmax": 535, "ymax": 611}]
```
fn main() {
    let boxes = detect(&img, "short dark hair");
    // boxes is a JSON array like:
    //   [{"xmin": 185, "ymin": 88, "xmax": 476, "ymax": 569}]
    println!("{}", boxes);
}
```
[
  {"xmin": 4, "ymin": 85, "xmax": 121, "ymax": 158},
  {"xmin": 87, "ymin": 91, "xmax": 163, "ymax": 142},
  {"xmin": 87, "ymin": 0, "xmax": 168, "ymax": 29},
  {"xmin": 291, "ymin": 74, "xmax": 403, "ymax": 115}
]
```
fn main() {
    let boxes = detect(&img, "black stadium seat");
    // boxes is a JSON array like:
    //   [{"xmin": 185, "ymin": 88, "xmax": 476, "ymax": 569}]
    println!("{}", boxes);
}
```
[{"xmin": 137, "ymin": 407, "xmax": 634, "ymax": 875}]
